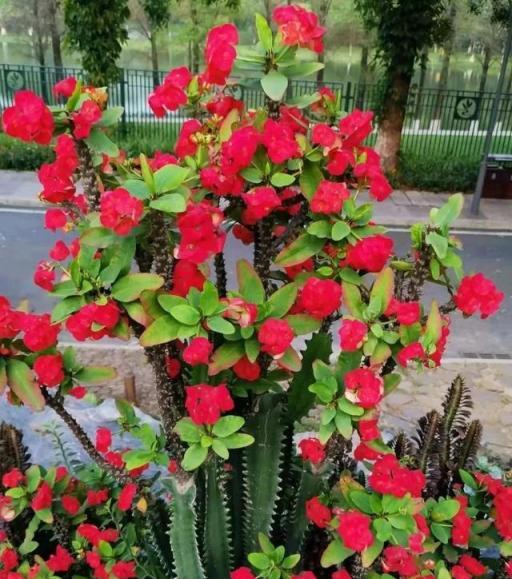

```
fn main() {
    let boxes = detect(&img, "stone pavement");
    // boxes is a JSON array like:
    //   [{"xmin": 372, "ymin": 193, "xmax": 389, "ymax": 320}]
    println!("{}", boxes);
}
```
[{"xmin": 1, "ymin": 169, "xmax": 512, "ymax": 231}]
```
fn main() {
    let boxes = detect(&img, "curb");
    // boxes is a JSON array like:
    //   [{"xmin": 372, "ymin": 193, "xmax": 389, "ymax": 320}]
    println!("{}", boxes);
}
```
[{"xmin": 0, "ymin": 197, "xmax": 43, "ymax": 209}]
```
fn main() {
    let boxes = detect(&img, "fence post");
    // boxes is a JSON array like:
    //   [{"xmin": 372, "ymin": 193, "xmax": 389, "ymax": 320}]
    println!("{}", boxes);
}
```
[
  {"xmin": 344, "ymin": 81, "xmax": 352, "ymax": 112},
  {"xmin": 119, "ymin": 67, "xmax": 127, "ymax": 138}
]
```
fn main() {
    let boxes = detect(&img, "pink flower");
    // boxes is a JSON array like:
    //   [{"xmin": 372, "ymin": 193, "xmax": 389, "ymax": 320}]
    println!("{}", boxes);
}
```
[
  {"xmin": 339, "ymin": 319, "xmax": 367, "ymax": 351},
  {"xmin": 344, "ymin": 368, "xmax": 383, "ymax": 409}
]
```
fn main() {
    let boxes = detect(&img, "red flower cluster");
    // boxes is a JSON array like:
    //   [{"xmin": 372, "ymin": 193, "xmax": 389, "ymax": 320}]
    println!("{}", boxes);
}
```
[
  {"xmin": 298, "ymin": 437, "xmax": 325, "ymax": 465},
  {"xmin": 397, "ymin": 342, "xmax": 425, "ymax": 368},
  {"xmin": 170, "ymin": 260, "xmax": 206, "ymax": 297},
  {"xmin": 2, "ymin": 90, "xmax": 54, "ymax": 145},
  {"xmin": 46, "ymin": 545, "xmax": 75, "ymax": 573},
  {"xmin": 272, "ymin": 4, "xmax": 326, "ymax": 53},
  {"xmin": 258, "ymin": 318, "xmax": 294, "ymax": 357},
  {"xmin": 386, "ymin": 298, "xmax": 421, "ymax": 325},
  {"xmin": 221, "ymin": 298, "xmax": 257, "ymax": 328},
  {"xmin": 454, "ymin": 273, "xmax": 504, "ymax": 319},
  {"xmin": 31, "ymin": 481, "xmax": 52, "ymax": 511},
  {"xmin": 175, "ymin": 202, "xmax": 226, "ymax": 264},
  {"xmin": 148, "ymin": 150, "xmax": 178, "ymax": 170},
  {"xmin": 66, "ymin": 301, "xmax": 120, "ymax": 341},
  {"xmin": 183, "ymin": 337, "xmax": 213, "ymax": 366},
  {"xmin": 71, "ymin": 99, "xmax": 102, "ymax": 139},
  {"xmin": 100, "ymin": 188, "xmax": 144, "ymax": 236},
  {"xmin": 345, "ymin": 235, "xmax": 394, "ymax": 273},
  {"xmin": 344, "ymin": 368, "xmax": 383, "ymax": 409},
  {"xmin": 242, "ymin": 186, "xmax": 281, "ymax": 222},
  {"xmin": 2, "ymin": 469, "xmax": 24, "ymax": 488},
  {"xmin": 33, "ymin": 261, "xmax": 55, "ymax": 291},
  {"xmin": 339, "ymin": 319, "xmax": 367, "ymax": 351},
  {"xmin": 262, "ymin": 119, "xmax": 302, "ymax": 164},
  {"xmin": 175, "ymin": 119, "xmax": 202, "ymax": 158},
  {"xmin": 185, "ymin": 383, "xmax": 234, "ymax": 425},
  {"xmin": 95, "ymin": 427, "xmax": 112, "ymax": 453},
  {"xmin": 149, "ymin": 66, "xmax": 192, "ymax": 117},
  {"xmin": 33, "ymin": 353, "xmax": 64, "ymax": 388},
  {"xmin": 53, "ymin": 76, "xmax": 77, "ymax": 98},
  {"xmin": 306, "ymin": 496, "xmax": 332, "ymax": 528},
  {"xmin": 310, "ymin": 180, "xmax": 350, "ymax": 214},
  {"xmin": 452, "ymin": 496, "xmax": 471, "ymax": 547},
  {"xmin": 201, "ymin": 165, "xmax": 244, "ymax": 197},
  {"xmin": 203, "ymin": 23, "xmax": 238, "ymax": 85},
  {"xmin": 369, "ymin": 455, "xmax": 425, "ymax": 497},
  {"xmin": 21, "ymin": 313, "xmax": 60, "ymax": 352},
  {"xmin": 38, "ymin": 134, "xmax": 79, "ymax": 203},
  {"xmin": 231, "ymin": 568, "xmax": 255, "ymax": 579},
  {"xmin": 233, "ymin": 356, "xmax": 261, "ymax": 381},
  {"xmin": 297, "ymin": 278, "xmax": 342, "ymax": 319},
  {"xmin": 382, "ymin": 546, "xmax": 418, "ymax": 577},
  {"xmin": 220, "ymin": 126, "xmax": 260, "ymax": 176},
  {"xmin": 337, "ymin": 511, "xmax": 374, "ymax": 551}
]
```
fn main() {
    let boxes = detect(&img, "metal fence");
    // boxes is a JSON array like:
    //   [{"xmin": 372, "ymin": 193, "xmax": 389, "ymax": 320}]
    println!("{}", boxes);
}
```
[{"xmin": 1, "ymin": 63, "xmax": 512, "ymax": 160}]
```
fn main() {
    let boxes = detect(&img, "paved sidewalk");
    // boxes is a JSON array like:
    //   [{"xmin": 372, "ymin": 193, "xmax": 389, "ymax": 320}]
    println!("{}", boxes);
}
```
[{"xmin": 0, "ymin": 169, "xmax": 512, "ymax": 231}]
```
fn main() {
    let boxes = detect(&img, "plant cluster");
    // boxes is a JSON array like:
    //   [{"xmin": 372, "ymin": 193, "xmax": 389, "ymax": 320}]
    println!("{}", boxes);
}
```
[{"xmin": 0, "ymin": 4, "xmax": 508, "ymax": 578}]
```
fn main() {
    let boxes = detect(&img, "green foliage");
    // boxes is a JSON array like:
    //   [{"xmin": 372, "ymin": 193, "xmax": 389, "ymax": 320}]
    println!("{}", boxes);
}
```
[
  {"xmin": 141, "ymin": 0, "xmax": 171, "ymax": 30},
  {"xmin": 63, "ymin": 0, "xmax": 130, "ymax": 85}
]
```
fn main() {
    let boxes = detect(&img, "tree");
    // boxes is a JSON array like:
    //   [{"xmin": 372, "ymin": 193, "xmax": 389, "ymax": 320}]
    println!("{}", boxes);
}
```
[
  {"xmin": 63, "ymin": 0, "xmax": 130, "ymax": 85},
  {"xmin": 47, "ymin": 0, "xmax": 63, "ymax": 68},
  {"xmin": 433, "ymin": 0, "xmax": 457, "ymax": 118},
  {"xmin": 313, "ymin": 0, "xmax": 334, "ymax": 83},
  {"xmin": 354, "ymin": 0, "xmax": 451, "ymax": 172}
]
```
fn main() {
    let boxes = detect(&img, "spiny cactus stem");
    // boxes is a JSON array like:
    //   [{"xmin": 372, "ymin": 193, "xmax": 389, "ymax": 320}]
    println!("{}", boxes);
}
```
[
  {"xmin": 214, "ymin": 252, "xmax": 227, "ymax": 298},
  {"xmin": 76, "ymin": 140, "xmax": 101, "ymax": 210},
  {"xmin": 254, "ymin": 217, "xmax": 274, "ymax": 295},
  {"xmin": 44, "ymin": 392, "xmax": 128, "ymax": 483}
]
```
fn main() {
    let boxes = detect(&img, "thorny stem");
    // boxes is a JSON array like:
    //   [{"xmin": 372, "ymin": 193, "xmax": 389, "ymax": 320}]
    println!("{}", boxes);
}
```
[
  {"xmin": 254, "ymin": 216, "xmax": 274, "ymax": 295},
  {"xmin": 44, "ymin": 392, "xmax": 128, "ymax": 483},
  {"xmin": 214, "ymin": 252, "xmax": 228, "ymax": 298},
  {"xmin": 149, "ymin": 212, "xmax": 174, "ymax": 290},
  {"xmin": 76, "ymin": 140, "xmax": 101, "ymax": 210}
]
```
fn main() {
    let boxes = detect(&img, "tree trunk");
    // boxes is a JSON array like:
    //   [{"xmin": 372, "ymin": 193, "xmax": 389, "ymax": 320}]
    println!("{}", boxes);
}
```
[
  {"xmin": 414, "ymin": 50, "xmax": 428, "ymax": 118},
  {"xmin": 433, "ymin": 2, "xmax": 456, "ymax": 118},
  {"xmin": 315, "ymin": 0, "xmax": 330, "ymax": 84},
  {"xmin": 190, "ymin": 1, "xmax": 200, "ymax": 73},
  {"xmin": 150, "ymin": 31, "xmax": 160, "ymax": 88},
  {"xmin": 316, "ymin": 50, "xmax": 325, "ymax": 83},
  {"xmin": 479, "ymin": 43, "xmax": 492, "ymax": 95},
  {"xmin": 47, "ymin": 0, "xmax": 63, "ymax": 69},
  {"xmin": 32, "ymin": 0, "xmax": 46, "ymax": 67},
  {"xmin": 375, "ymin": 63, "xmax": 414, "ymax": 174},
  {"xmin": 356, "ymin": 44, "xmax": 369, "ymax": 108}
]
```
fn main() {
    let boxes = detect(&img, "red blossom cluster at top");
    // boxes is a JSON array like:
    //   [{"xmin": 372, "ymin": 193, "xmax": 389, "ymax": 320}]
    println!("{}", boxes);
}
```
[{"xmin": 272, "ymin": 4, "xmax": 326, "ymax": 53}]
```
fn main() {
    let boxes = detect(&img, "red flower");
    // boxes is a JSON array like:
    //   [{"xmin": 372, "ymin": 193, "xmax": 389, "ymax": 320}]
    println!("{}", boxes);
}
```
[
  {"xmin": 311, "ymin": 123, "xmax": 337, "ymax": 147},
  {"xmin": 33, "ymin": 353, "xmax": 64, "ymax": 387},
  {"xmin": 452, "ymin": 566, "xmax": 472, "ymax": 579},
  {"xmin": 0, "ymin": 548, "xmax": 18, "ymax": 571},
  {"xmin": 354, "ymin": 442, "xmax": 382, "ymax": 462},
  {"xmin": 459, "ymin": 555, "xmax": 486, "ymax": 576},
  {"xmin": 272, "ymin": 5, "xmax": 326, "ymax": 53},
  {"xmin": 332, "ymin": 570, "xmax": 352, "ymax": 579},
  {"xmin": 262, "ymin": 119, "xmax": 301, "ymax": 164},
  {"xmin": 454, "ymin": 273, "xmax": 504, "ymax": 319},
  {"xmin": 111, "ymin": 561, "xmax": 136, "ymax": 579},
  {"xmin": 183, "ymin": 337, "xmax": 213, "ymax": 366},
  {"xmin": 369, "ymin": 455, "xmax": 425, "ymax": 497},
  {"xmin": 326, "ymin": 148, "xmax": 355, "ymax": 176},
  {"xmin": 31, "ymin": 481, "xmax": 53, "ymax": 511},
  {"xmin": 344, "ymin": 368, "xmax": 383, "ymax": 409},
  {"xmin": 310, "ymin": 180, "xmax": 349, "ymax": 214},
  {"xmin": 44, "ymin": 208, "xmax": 68, "ymax": 231},
  {"xmin": 339, "ymin": 109, "xmax": 374, "ymax": 148},
  {"xmin": 2, "ymin": 469, "xmax": 24, "ymax": 488},
  {"xmin": 231, "ymin": 568, "xmax": 255, "ymax": 579},
  {"xmin": 397, "ymin": 342, "xmax": 425, "ymax": 367},
  {"xmin": 95, "ymin": 427, "xmax": 112, "ymax": 453},
  {"xmin": 2, "ymin": 90, "xmax": 54, "ymax": 144},
  {"xmin": 386, "ymin": 299, "xmax": 421, "ymax": 325},
  {"xmin": 175, "ymin": 119, "xmax": 202, "ymax": 158},
  {"xmin": 221, "ymin": 125, "xmax": 260, "ymax": 175},
  {"xmin": 451, "ymin": 496, "xmax": 471, "ymax": 547},
  {"xmin": 33, "ymin": 261, "xmax": 55, "ymax": 291},
  {"xmin": 339, "ymin": 319, "xmax": 367, "ymax": 351},
  {"xmin": 345, "ymin": 235, "xmax": 394, "ymax": 272},
  {"xmin": 185, "ymin": 383, "xmax": 234, "ymax": 425},
  {"xmin": 206, "ymin": 95, "xmax": 244, "ymax": 118},
  {"xmin": 221, "ymin": 298, "xmax": 258, "ymax": 328},
  {"xmin": 203, "ymin": 23, "xmax": 238, "ymax": 85},
  {"xmin": 285, "ymin": 258, "xmax": 314, "ymax": 279},
  {"xmin": 293, "ymin": 573, "xmax": 317, "ymax": 579},
  {"xmin": 149, "ymin": 66, "xmax": 191, "ymax": 116},
  {"xmin": 233, "ymin": 356, "xmax": 261, "ymax": 382},
  {"xmin": 337, "ymin": 511, "xmax": 374, "ymax": 551},
  {"xmin": 258, "ymin": 318, "xmax": 294, "ymax": 357},
  {"xmin": 200, "ymin": 166, "xmax": 244, "ymax": 197},
  {"xmin": 38, "ymin": 161, "xmax": 76, "ymax": 203},
  {"xmin": 305, "ymin": 496, "xmax": 331, "ymax": 528},
  {"xmin": 118, "ymin": 483, "xmax": 137, "ymax": 511},
  {"xmin": 175, "ymin": 202, "xmax": 226, "ymax": 264},
  {"xmin": 22, "ymin": 313, "xmax": 59, "ymax": 352},
  {"xmin": 67, "ymin": 301, "xmax": 120, "ymax": 341},
  {"xmin": 148, "ymin": 151, "xmax": 178, "ymax": 171},
  {"xmin": 46, "ymin": 546, "xmax": 75, "ymax": 572},
  {"xmin": 72, "ymin": 99, "xmax": 102, "ymax": 139},
  {"xmin": 170, "ymin": 261, "xmax": 206, "ymax": 297},
  {"xmin": 87, "ymin": 489, "xmax": 109, "ymax": 506},
  {"xmin": 61, "ymin": 495, "xmax": 81, "ymax": 515},
  {"xmin": 53, "ymin": 76, "xmax": 77, "ymax": 98},
  {"xmin": 382, "ymin": 546, "xmax": 418, "ymax": 577},
  {"xmin": 78, "ymin": 524, "xmax": 119, "ymax": 546},
  {"xmin": 49, "ymin": 240, "xmax": 70, "ymax": 261},
  {"xmin": 298, "ymin": 437, "xmax": 325, "ymax": 465},
  {"xmin": 357, "ymin": 419, "xmax": 380, "ymax": 442},
  {"xmin": 242, "ymin": 186, "xmax": 281, "ymax": 221},
  {"xmin": 165, "ymin": 356, "xmax": 182, "ymax": 379},
  {"xmin": 369, "ymin": 173, "xmax": 393, "ymax": 202},
  {"xmin": 298, "ymin": 278, "xmax": 342, "ymax": 319},
  {"xmin": 100, "ymin": 188, "xmax": 144, "ymax": 236},
  {"xmin": 494, "ymin": 486, "xmax": 512, "ymax": 540},
  {"xmin": 55, "ymin": 134, "xmax": 79, "ymax": 173}
]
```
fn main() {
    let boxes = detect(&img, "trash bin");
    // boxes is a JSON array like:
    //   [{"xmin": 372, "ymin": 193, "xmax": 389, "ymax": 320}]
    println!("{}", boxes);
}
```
[{"xmin": 483, "ymin": 154, "xmax": 512, "ymax": 199}]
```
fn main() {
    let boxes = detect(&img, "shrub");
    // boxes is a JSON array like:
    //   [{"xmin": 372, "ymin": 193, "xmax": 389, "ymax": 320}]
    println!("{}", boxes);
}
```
[
  {"xmin": 0, "ymin": 133, "xmax": 54, "ymax": 170},
  {"xmin": 0, "ymin": 5, "xmax": 508, "ymax": 579}
]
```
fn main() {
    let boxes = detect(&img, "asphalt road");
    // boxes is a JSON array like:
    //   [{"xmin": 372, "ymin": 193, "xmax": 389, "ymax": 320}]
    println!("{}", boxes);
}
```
[{"xmin": 0, "ymin": 208, "xmax": 510, "ymax": 358}]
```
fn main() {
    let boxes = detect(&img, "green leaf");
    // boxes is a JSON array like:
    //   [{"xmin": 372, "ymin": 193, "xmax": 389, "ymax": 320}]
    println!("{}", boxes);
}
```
[
  {"xmin": 123, "ymin": 449, "xmax": 155, "ymax": 470},
  {"xmin": 299, "ymin": 161, "xmax": 323, "ymax": 201},
  {"xmin": 51, "ymin": 296, "xmax": 85, "ymax": 323},
  {"xmin": 270, "ymin": 172, "xmax": 295, "ymax": 187},
  {"xmin": 422, "ymin": 300, "xmax": 442, "ymax": 350},
  {"xmin": 342, "ymin": 282, "xmax": 364, "ymax": 317},
  {"xmin": 150, "ymin": 193, "xmax": 187, "ymax": 214},
  {"xmin": 279, "ymin": 61, "xmax": 325, "ymax": 78},
  {"xmin": 75, "ymin": 366, "xmax": 116, "ymax": 384},
  {"xmin": 430, "ymin": 193, "xmax": 464, "ymax": 228},
  {"xmin": 175, "ymin": 418, "xmax": 202, "ymax": 443},
  {"xmin": 111, "ymin": 273, "xmax": 164, "ymax": 302},
  {"xmin": 121, "ymin": 179, "xmax": 151, "ymax": 200},
  {"xmin": 308, "ymin": 221, "xmax": 332, "ymax": 238},
  {"xmin": 361, "ymin": 540, "xmax": 384, "ymax": 568},
  {"xmin": 140, "ymin": 315, "xmax": 180, "ymax": 347},
  {"xmin": 261, "ymin": 70, "xmax": 288, "ymax": 101},
  {"xmin": 182, "ymin": 444, "xmax": 208, "ymax": 471},
  {"xmin": 286, "ymin": 92, "xmax": 321, "ymax": 109},
  {"xmin": 97, "ymin": 106, "xmax": 124, "ymax": 127},
  {"xmin": 170, "ymin": 305, "xmax": 201, "ymax": 325},
  {"xmin": 158, "ymin": 294, "xmax": 189, "ymax": 312},
  {"xmin": 267, "ymin": 283, "xmax": 297, "ymax": 318},
  {"xmin": 426, "ymin": 232, "xmax": 448, "ymax": 259},
  {"xmin": 500, "ymin": 541, "xmax": 512, "ymax": 557},
  {"xmin": 199, "ymin": 282, "xmax": 220, "ymax": 317},
  {"xmin": 331, "ymin": 221, "xmax": 351, "ymax": 241},
  {"xmin": 459, "ymin": 469, "xmax": 477, "ymax": 490},
  {"xmin": 431, "ymin": 499, "xmax": 460, "ymax": 522},
  {"xmin": 222, "ymin": 433, "xmax": 254, "ymax": 449},
  {"xmin": 211, "ymin": 439, "xmax": 229, "ymax": 459},
  {"xmin": 337, "ymin": 397, "xmax": 364, "ymax": 416},
  {"xmin": 207, "ymin": 316, "xmax": 235, "ymax": 335},
  {"xmin": 154, "ymin": 164, "xmax": 189, "ymax": 193},
  {"xmin": 7, "ymin": 359, "xmax": 44, "ymax": 411},
  {"xmin": 277, "ymin": 347, "xmax": 302, "ymax": 372},
  {"xmin": 248, "ymin": 552, "xmax": 271, "ymax": 570},
  {"xmin": 240, "ymin": 167, "xmax": 264, "ymax": 184},
  {"xmin": 236, "ymin": 259, "xmax": 265, "ymax": 304},
  {"xmin": 284, "ymin": 314, "xmax": 321, "ymax": 335},
  {"xmin": 335, "ymin": 411, "xmax": 353, "ymax": 438},
  {"xmin": 369, "ymin": 267, "xmax": 394, "ymax": 317},
  {"xmin": 35, "ymin": 508, "xmax": 53, "ymax": 524},
  {"xmin": 213, "ymin": 415, "xmax": 244, "ymax": 438},
  {"xmin": 275, "ymin": 234, "xmax": 324, "ymax": 267},
  {"xmin": 80, "ymin": 227, "xmax": 116, "ymax": 248},
  {"xmin": 321, "ymin": 539, "xmax": 354, "ymax": 568},
  {"xmin": 209, "ymin": 341, "xmax": 245, "ymax": 375},
  {"xmin": 255, "ymin": 13, "xmax": 273, "ymax": 51},
  {"xmin": 431, "ymin": 523, "xmax": 452, "ymax": 544},
  {"xmin": 85, "ymin": 127, "xmax": 119, "ymax": 157}
]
